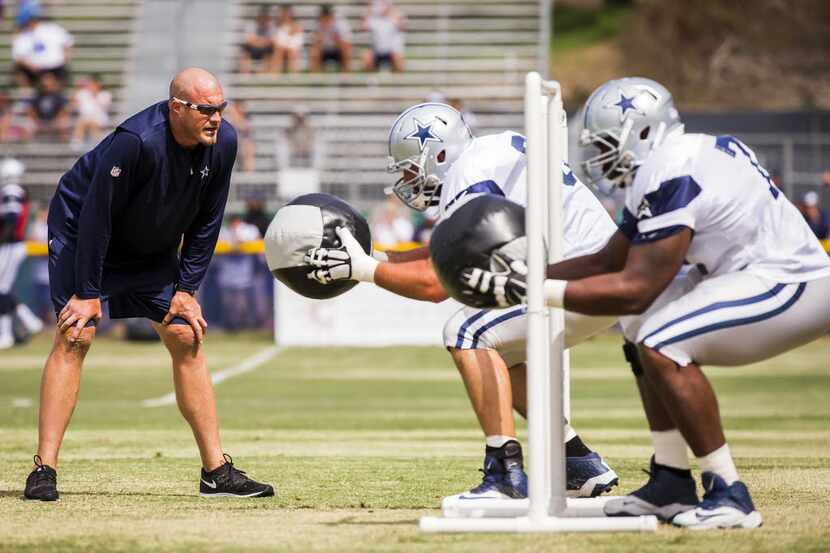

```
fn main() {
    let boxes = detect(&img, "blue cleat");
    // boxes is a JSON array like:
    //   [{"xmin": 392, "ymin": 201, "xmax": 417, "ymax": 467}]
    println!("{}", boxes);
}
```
[
  {"xmin": 604, "ymin": 456, "xmax": 698, "ymax": 521},
  {"xmin": 566, "ymin": 452, "xmax": 619, "ymax": 498},
  {"xmin": 460, "ymin": 445, "xmax": 528, "ymax": 500},
  {"xmin": 672, "ymin": 472, "xmax": 763, "ymax": 530}
]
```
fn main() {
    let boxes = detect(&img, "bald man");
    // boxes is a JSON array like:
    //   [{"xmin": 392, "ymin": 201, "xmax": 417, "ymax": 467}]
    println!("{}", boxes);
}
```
[{"xmin": 24, "ymin": 68, "xmax": 274, "ymax": 501}]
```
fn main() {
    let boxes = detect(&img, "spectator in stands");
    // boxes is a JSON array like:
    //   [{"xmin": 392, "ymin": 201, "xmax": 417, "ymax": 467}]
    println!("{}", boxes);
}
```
[
  {"xmin": 70, "ymin": 75, "xmax": 111, "ymax": 149},
  {"xmin": 283, "ymin": 107, "xmax": 315, "ymax": 167},
  {"xmin": 240, "ymin": 5, "xmax": 276, "ymax": 74},
  {"xmin": 26, "ymin": 207, "xmax": 54, "ymax": 324},
  {"xmin": 370, "ymin": 195, "xmax": 414, "ymax": 248},
  {"xmin": 273, "ymin": 5, "xmax": 303, "ymax": 73},
  {"xmin": 11, "ymin": 4, "xmax": 74, "ymax": 89},
  {"xmin": 800, "ymin": 191, "xmax": 829, "ymax": 240},
  {"xmin": 447, "ymin": 97, "xmax": 479, "ymax": 133},
  {"xmin": 309, "ymin": 5, "xmax": 352, "ymax": 72},
  {"xmin": 362, "ymin": 1, "xmax": 406, "ymax": 72},
  {"xmin": 0, "ymin": 90, "xmax": 11, "ymax": 143},
  {"xmin": 412, "ymin": 214, "xmax": 437, "ymax": 244},
  {"xmin": 244, "ymin": 196, "xmax": 271, "ymax": 237},
  {"xmin": 26, "ymin": 72, "xmax": 70, "ymax": 142},
  {"xmin": 216, "ymin": 215, "xmax": 261, "ymax": 331},
  {"xmin": 223, "ymin": 100, "xmax": 255, "ymax": 172}
]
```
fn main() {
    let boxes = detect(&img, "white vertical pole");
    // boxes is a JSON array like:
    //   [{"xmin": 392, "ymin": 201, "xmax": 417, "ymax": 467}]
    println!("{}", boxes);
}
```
[
  {"xmin": 545, "ymin": 83, "xmax": 566, "ymax": 516},
  {"xmin": 524, "ymin": 71, "xmax": 549, "ymax": 523}
]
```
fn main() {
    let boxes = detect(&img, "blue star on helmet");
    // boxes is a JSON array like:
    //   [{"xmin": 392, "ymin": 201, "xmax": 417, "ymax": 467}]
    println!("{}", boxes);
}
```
[
  {"xmin": 404, "ymin": 118, "xmax": 442, "ymax": 151},
  {"xmin": 614, "ymin": 93, "xmax": 637, "ymax": 115}
]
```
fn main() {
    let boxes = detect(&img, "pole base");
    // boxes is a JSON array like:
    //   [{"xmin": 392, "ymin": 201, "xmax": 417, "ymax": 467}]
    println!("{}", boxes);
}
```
[
  {"xmin": 442, "ymin": 495, "xmax": 618, "ymax": 519},
  {"xmin": 420, "ymin": 514, "xmax": 658, "ymax": 533}
]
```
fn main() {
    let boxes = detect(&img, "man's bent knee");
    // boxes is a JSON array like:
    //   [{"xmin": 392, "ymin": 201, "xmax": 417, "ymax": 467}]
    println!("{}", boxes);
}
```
[
  {"xmin": 156, "ymin": 323, "xmax": 199, "ymax": 354},
  {"xmin": 54, "ymin": 326, "xmax": 96, "ymax": 356}
]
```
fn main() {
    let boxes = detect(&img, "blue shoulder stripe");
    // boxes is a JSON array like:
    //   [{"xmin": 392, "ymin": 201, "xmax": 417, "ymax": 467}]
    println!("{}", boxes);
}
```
[
  {"xmin": 641, "ymin": 175, "xmax": 701, "ymax": 218},
  {"xmin": 445, "ymin": 180, "xmax": 505, "ymax": 211}
]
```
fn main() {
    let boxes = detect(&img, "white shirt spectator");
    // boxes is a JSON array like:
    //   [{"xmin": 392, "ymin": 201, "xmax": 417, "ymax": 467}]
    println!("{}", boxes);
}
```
[
  {"xmin": 12, "ymin": 22, "xmax": 74, "ymax": 71},
  {"xmin": 275, "ymin": 22, "xmax": 303, "ymax": 51},
  {"xmin": 367, "ymin": 14, "xmax": 403, "ymax": 54},
  {"xmin": 75, "ymin": 88, "xmax": 112, "ymax": 127},
  {"xmin": 320, "ymin": 16, "xmax": 352, "ymax": 49}
]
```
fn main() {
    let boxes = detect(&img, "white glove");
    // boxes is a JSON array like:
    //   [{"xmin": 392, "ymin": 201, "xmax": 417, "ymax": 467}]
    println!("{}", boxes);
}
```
[
  {"xmin": 459, "ymin": 251, "xmax": 528, "ymax": 307},
  {"xmin": 305, "ymin": 227, "xmax": 378, "ymax": 284}
]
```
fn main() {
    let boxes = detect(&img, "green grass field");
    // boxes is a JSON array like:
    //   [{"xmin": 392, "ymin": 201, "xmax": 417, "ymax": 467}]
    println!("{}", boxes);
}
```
[{"xmin": 1, "ymin": 332, "xmax": 829, "ymax": 552}]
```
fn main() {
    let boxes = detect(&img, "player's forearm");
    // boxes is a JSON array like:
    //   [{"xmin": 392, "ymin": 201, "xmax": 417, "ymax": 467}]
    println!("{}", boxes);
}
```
[
  {"xmin": 374, "ymin": 258, "xmax": 448, "ymax": 303},
  {"xmin": 382, "ymin": 245, "xmax": 430, "ymax": 263},
  {"xmin": 546, "ymin": 252, "xmax": 614, "ymax": 281},
  {"xmin": 544, "ymin": 272, "xmax": 653, "ymax": 316}
]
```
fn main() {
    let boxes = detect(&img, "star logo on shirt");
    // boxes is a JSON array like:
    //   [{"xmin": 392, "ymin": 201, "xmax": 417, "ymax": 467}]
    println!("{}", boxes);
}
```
[
  {"xmin": 110, "ymin": 166, "xmax": 121, "ymax": 177},
  {"xmin": 637, "ymin": 198, "xmax": 653, "ymax": 219},
  {"xmin": 404, "ymin": 118, "xmax": 441, "ymax": 152},
  {"xmin": 200, "ymin": 165, "xmax": 210, "ymax": 179}
]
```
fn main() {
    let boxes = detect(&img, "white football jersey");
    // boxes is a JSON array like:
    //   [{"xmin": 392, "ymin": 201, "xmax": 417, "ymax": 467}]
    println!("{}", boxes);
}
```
[
  {"xmin": 625, "ymin": 133, "xmax": 830, "ymax": 282},
  {"xmin": 438, "ymin": 131, "xmax": 617, "ymax": 259}
]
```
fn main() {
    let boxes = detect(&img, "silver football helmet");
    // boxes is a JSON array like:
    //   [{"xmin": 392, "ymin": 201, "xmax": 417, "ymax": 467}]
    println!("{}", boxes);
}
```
[
  {"xmin": 0, "ymin": 157, "xmax": 25, "ymax": 187},
  {"xmin": 387, "ymin": 103, "xmax": 473, "ymax": 211},
  {"xmin": 578, "ymin": 77, "xmax": 683, "ymax": 193}
]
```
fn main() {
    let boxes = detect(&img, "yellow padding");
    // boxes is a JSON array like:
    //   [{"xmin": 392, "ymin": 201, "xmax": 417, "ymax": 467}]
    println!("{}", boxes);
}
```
[{"xmin": 24, "ymin": 239, "xmax": 427, "ymax": 257}]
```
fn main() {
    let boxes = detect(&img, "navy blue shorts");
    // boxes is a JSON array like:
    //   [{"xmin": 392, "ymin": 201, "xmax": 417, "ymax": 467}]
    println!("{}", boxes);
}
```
[{"xmin": 48, "ymin": 234, "xmax": 188, "ymax": 326}]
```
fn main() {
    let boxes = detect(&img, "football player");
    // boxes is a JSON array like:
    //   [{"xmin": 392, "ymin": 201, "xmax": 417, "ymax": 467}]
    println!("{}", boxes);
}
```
[
  {"xmin": 305, "ymin": 102, "xmax": 624, "ymax": 505},
  {"xmin": 0, "ymin": 158, "xmax": 43, "ymax": 349},
  {"xmin": 458, "ymin": 78, "xmax": 830, "ymax": 529}
]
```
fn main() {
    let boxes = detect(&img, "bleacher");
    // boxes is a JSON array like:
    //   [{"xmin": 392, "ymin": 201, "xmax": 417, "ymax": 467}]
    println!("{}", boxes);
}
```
[
  {"xmin": 1, "ymin": 0, "xmax": 139, "ymax": 203},
  {"xmin": 226, "ymin": 0, "xmax": 544, "ymax": 210}
]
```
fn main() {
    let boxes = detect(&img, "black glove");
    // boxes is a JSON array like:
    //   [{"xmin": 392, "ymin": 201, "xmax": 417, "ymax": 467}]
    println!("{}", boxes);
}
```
[{"xmin": 459, "ymin": 250, "xmax": 528, "ymax": 307}]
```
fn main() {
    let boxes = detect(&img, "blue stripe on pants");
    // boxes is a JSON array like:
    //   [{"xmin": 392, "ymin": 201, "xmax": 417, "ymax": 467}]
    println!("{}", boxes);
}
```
[
  {"xmin": 470, "ymin": 306, "xmax": 526, "ymax": 349},
  {"xmin": 643, "ymin": 283, "xmax": 787, "ymax": 345},
  {"xmin": 455, "ymin": 309, "xmax": 490, "ymax": 349},
  {"xmin": 653, "ymin": 282, "xmax": 806, "ymax": 350}
]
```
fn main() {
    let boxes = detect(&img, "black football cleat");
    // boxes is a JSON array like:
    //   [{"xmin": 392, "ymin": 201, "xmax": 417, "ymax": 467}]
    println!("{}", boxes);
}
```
[
  {"xmin": 24, "ymin": 455, "xmax": 59, "ymax": 501},
  {"xmin": 199, "ymin": 454, "xmax": 274, "ymax": 498}
]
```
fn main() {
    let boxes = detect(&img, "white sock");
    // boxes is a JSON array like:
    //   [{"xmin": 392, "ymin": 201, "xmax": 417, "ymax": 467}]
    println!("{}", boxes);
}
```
[
  {"xmin": 485, "ymin": 435, "xmax": 517, "ymax": 448},
  {"xmin": 698, "ymin": 443, "xmax": 739, "ymax": 485},
  {"xmin": 563, "ymin": 422, "xmax": 577, "ymax": 443},
  {"xmin": 0, "ymin": 315, "xmax": 13, "ymax": 347},
  {"xmin": 651, "ymin": 429, "xmax": 690, "ymax": 470}
]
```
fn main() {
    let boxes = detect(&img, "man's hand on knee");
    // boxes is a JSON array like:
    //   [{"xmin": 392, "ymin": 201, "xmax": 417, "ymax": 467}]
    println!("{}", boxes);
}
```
[
  {"xmin": 163, "ymin": 291, "xmax": 207, "ymax": 344},
  {"xmin": 57, "ymin": 295, "xmax": 102, "ymax": 343}
]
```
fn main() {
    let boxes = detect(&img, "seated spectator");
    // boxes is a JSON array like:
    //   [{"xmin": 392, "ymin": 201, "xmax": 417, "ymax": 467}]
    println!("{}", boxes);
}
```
[
  {"xmin": 240, "ymin": 5, "xmax": 276, "ymax": 74},
  {"xmin": 273, "ymin": 6, "xmax": 303, "ymax": 73},
  {"xmin": 0, "ymin": 90, "xmax": 11, "ymax": 143},
  {"xmin": 223, "ymin": 100, "xmax": 255, "ymax": 172},
  {"xmin": 282, "ymin": 108, "xmax": 315, "ymax": 168},
  {"xmin": 800, "ymin": 191, "xmax": 829, "ymax": 240},
  {"xmin": 309, "ymin": 5, "xmax": 352, "ymax": 72},
  {"xmin": 371, "ymin": 195, "xmax": 414, "ymax": 248},
  {"xmin": 11, "ymin": 4, "xmax": 74, "ymax": 89},
  {"xmin": 26, "ymin": 72, "xmax": 69, "ymax": 142},
  {"xmin": 71, "ymin": 74, "xmax": 111, "ymax": 148},
  {"xmin": 362, "ymin": 2, "xmax": 406, "ymax": 72}
]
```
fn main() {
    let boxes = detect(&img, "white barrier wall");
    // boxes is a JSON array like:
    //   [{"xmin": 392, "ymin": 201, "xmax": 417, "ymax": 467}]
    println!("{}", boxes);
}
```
[{"xmin": 274, "ymin": 281, "xmax": 462, "ymax": 346}]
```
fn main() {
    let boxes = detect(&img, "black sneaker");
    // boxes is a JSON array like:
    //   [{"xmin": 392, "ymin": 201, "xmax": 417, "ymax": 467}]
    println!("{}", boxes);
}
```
[
  {"xmin": 24, "ymin": 455, "xmax": 59, "ymax": 501},
  {"xmin": 199, "ymin": 454, "xmax": 274, "ymax": 498}
]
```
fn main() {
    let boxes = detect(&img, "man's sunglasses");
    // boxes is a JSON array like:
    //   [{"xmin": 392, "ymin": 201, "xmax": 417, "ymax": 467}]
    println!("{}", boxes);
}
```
[{"xmin": 171, "ymin": 97, "xmax": 228, "ymax": 116}]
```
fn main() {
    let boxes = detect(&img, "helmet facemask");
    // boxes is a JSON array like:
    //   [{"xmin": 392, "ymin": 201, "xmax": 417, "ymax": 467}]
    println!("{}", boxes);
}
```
[{"xmin": 385, "ymin": 150, "xmax": 443, "ymax": 212}]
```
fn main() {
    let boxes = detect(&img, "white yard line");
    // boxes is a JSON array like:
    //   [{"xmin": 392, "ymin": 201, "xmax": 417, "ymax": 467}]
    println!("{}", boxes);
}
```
[{"xmin": 142, "ymin": 345, "xmax": 283, "ymax": 408}]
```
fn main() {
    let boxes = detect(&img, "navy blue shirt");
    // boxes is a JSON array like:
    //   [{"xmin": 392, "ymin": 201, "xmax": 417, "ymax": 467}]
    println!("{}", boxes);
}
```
[{"xmin": 48, "ymin": 101, "xmax": 237, "ymax": 299}]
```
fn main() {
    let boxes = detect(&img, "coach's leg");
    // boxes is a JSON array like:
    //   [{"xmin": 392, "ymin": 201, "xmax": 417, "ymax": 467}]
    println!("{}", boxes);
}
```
[
  {"xmin": 37, "ymin": 326, "xmax": 96, "ymax": 468},
  {"xmin": 448, "ymin": 347, "xmax": 516, "ymax": 439},
  {"xmin": 153, "ymin": 322, "xmax": 225, "ymax": 471}
]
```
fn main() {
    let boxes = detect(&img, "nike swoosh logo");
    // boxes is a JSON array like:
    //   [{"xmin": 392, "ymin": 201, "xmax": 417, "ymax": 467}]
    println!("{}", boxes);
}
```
[{"xmin": 201, "ymin": 478, "xmax": 217, "ymax": 489}]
